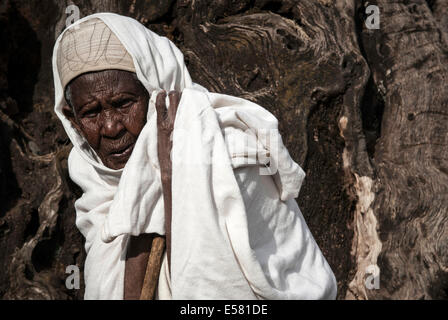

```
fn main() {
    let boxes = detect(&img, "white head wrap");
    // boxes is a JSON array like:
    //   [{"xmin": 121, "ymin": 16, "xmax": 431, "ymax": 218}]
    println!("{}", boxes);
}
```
[{"xmin": 57, "ymin": 18, "xmax": 136, "ymax": 89}]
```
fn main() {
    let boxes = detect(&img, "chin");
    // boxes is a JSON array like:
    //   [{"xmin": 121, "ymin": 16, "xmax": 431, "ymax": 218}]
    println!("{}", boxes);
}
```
[{"xmin": 104, "ymin": 158, "xmax": 129, "ymax": 170}]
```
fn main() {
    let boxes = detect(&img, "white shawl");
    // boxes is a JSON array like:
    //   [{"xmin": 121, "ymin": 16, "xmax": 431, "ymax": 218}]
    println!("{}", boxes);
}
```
[{"xmin": 52, "ymin": 12, "xmax": 337, "ymax": 300}]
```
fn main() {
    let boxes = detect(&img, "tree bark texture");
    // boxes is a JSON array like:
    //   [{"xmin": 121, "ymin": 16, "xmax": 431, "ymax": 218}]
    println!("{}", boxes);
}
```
[{"xmin": 0, "ymin": 0, "xmax": 446, "ymax": 299}]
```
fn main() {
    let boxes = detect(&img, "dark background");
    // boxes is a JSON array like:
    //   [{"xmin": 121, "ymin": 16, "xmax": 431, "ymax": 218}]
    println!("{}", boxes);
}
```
[{"xmin": 0, "ymin": 0, "xmax": 447, "ymax": 299}]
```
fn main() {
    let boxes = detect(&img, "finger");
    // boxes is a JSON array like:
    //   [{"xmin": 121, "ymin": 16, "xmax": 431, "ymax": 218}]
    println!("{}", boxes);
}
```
[
  {"xmin": 168, "ymin": 91, "xmax": 180, "ymax": 122},
  {"xmin": 155, "ymin": 91, "xmax": 167, "ymax": 123}
]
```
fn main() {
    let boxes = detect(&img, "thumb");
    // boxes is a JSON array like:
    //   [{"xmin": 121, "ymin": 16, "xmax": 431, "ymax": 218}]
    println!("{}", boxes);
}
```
[{"xmin": 155, "ymin": 90, "xmax": 167, "ymax": 123}]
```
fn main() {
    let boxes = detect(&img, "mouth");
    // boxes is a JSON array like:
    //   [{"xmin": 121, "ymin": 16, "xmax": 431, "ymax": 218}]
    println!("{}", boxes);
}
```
[{"xmin": 108, "ymin": 142, "xmax": 135, "ymax": 159}]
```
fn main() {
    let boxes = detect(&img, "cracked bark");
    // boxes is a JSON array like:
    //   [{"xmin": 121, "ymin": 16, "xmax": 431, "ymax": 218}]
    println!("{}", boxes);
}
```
[{"xmin": 0, "ymin": 0, "xmax": 446, "ymax": 299}]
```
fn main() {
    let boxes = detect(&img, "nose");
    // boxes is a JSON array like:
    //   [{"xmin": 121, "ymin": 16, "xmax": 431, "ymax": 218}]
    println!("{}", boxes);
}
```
[{"xmin": 100, "ymin": 110, "xmax": 125, "ymax": 138}]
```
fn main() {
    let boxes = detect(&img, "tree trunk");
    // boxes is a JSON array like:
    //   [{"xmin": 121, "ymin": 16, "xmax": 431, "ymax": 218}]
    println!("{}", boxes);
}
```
[{"xmin": 0, "ymin": 0, "xmax": 446, "ymax": 299}]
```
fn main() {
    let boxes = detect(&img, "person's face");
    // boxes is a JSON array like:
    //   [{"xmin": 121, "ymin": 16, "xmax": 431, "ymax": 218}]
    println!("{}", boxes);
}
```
[{"xmin": 63, "ymin": 70, "xmax": 149, "ymax": 170}]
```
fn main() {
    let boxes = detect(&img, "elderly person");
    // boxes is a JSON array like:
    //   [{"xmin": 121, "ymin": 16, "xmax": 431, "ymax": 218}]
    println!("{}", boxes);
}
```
[{"xmin": 53, "ymin": 13, "xmax": 337, "ymax": 300}]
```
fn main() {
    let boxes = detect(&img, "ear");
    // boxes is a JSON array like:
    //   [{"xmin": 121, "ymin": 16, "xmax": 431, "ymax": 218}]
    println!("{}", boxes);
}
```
[{"xmin": 62, "ymin": 103, "xmax": 81, "ymax": 132}]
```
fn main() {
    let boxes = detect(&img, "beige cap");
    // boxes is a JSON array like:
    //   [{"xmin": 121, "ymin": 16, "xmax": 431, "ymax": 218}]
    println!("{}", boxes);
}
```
[{"xmin": 57, "ymin": 18, "xmax": 136, "ymax": 89}]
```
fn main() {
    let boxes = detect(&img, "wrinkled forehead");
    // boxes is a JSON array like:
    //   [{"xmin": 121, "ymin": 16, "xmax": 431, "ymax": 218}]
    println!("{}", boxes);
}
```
[
  {"xmin": 66, "ymin": 70, "xmax": 148, "ymax": 105},
  {"xmin": 57, "ymin": 18, "xmax": 136, "ymax": 91},
  {"xmin": 68, "ymin": 69, "xmax": 138, "ymax": 91}
]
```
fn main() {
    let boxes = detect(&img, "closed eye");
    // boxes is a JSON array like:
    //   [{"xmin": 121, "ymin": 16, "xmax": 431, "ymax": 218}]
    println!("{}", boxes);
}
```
[
  {"xmin": 114, "ymin": 99, "xmax": 135, "ymax": 109},
  {"xmin": 81, "ymin": 105, "xmax": 100, "ymax": 118}
]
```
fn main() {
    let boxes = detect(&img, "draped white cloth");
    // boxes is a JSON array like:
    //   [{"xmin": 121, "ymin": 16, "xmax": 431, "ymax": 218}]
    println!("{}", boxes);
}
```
[{"xmin": 52, "ymin": 12, "xmax": 337, "ymax": 300}]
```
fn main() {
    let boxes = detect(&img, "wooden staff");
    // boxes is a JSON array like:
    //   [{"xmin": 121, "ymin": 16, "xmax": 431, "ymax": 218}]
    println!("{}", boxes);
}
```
[
  {"xmin": 139, "ymin": 236, "xmax": 166, "ymax": 300},
  {"xmin": 140, "ymin": 89, "xmax": 177, "ymax": 299}
]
